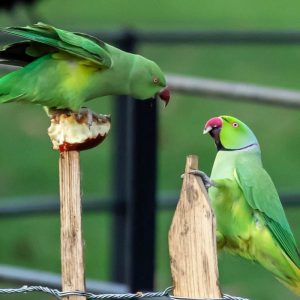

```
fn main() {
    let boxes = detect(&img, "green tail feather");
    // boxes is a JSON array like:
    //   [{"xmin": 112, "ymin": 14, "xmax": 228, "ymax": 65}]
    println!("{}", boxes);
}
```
[
  {"xmin": 0, "ymin": 71, "xmax": 25, "ymax": 104},
  {"xmin": 0, "ymin": 92, "xmax": 25, "ymax": 104}
]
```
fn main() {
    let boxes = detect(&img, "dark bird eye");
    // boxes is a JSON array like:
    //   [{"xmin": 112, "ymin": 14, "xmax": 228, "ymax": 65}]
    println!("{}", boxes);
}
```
[
  {"xmin": 153, "ymin": 77, "xmax": 159, "ymax": 84},
  {"xmin": 232, "ymin": 122, "xmax": 239, "ymax": 128}
]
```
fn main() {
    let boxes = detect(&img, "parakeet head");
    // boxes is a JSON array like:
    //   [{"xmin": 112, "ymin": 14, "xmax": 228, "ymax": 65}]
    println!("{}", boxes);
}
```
[
  {"xmin": 203, "ymin": 115, "xmax": 259, "ymax": 151},
  {"xmin": 129, "ymin": 55, "xmax": 170, "ymax": 105}
]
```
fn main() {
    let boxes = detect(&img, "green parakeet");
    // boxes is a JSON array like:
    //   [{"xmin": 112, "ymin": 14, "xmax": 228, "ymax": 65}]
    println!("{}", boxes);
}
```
[
  {"xmin": 201, "ymin": 115, "xmax": 300, "ymax": 295},
  {"xmin": 0, "ymin": 23, "xmax": 170, "ymax": 111}
]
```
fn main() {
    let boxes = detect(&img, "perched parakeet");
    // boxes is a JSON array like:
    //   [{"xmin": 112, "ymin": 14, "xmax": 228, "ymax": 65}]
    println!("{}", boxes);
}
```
[
  {"xmin": 0, "ymin": 23, "xmax": 170, "ymax": 111},
  {"xmin": 199, "ymin": 115, "xmax": 300, "ymax": 295}
]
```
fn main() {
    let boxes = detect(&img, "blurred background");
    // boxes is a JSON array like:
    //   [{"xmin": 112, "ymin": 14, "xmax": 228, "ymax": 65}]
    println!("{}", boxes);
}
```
[{"xmin": 0, "ymin": 1, "xmax": 300, "ymax": 299}]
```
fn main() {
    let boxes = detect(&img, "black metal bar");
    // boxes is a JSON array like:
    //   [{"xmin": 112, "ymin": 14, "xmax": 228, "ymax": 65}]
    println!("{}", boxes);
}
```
[
  {"xmin": 280, "ymin": 194, "xmax": 300, "ymax": 207},
  {"xmin": 0, "ymin": 193, "xmax": 298, "ymax": 218},
  {"xmin": 111, "ymin": 102, "xmax": 129, "ymax": 283},
  {"xmin": 89, "ymin": 30, "xmax": 300, "ymax": 45},
  {"xmin": 5, "ymin": 30, "xmax": 300, "ymax": 45},
  {"xmin": 125, "ymin": 98, "xmax": 157, "ymax": 292},
  {"xmin": 135, "ymin": 30, "xmax": 300, "ymax": 44},
  {"xmin": 0, "ymin": 197, "xmax": 125, "ymax": 218},
  {"xmin": 112, "ymin": 30, "xmax": 138, "ymax": 284},
  {"xmin": 113, "ymin": 29, "xmax": 158, "ymax": 292}
]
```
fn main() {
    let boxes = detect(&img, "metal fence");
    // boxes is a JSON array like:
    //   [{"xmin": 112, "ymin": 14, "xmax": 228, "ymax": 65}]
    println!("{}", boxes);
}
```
[{"xmin": 1, "ymin": 29, "xmax": 300, "ymax": 294}]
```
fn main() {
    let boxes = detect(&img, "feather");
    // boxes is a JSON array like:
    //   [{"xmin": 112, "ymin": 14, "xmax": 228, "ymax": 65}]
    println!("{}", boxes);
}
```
[
  {"xmin": 1, "ymin": 23, "xmax": 112, "ymax": 68},
  {"xmin": 234, "ymin": 157, "xmax": 300, "ymax": 268}
]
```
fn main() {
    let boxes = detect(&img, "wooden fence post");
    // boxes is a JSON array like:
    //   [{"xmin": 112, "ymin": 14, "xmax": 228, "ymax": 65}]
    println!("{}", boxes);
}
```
[
  {"xmin": 48, "ymin": 111, "xmax": 111, "ymax": 300},
  {"xmin": 168, "ymin": 155, "xmax": 221, "ymax": 299},
  {"xmin": 59, "ymin": 151, "xmax": 86, "ymax": 300}
]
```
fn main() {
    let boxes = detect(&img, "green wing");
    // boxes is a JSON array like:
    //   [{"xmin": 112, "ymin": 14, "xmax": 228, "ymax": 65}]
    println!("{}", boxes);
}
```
[
  {"xmin": 235, "ymin": 156, "xmax": 300, "ymax": 268},
  {"xmin": 0, "ymin": 22, "xmax": 112, "ymax": 68}
]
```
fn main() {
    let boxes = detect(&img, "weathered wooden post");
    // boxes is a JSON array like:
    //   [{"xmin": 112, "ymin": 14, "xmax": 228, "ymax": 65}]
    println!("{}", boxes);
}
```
[
  {"xmin": 169, "ymin": 155, "xmax": 221, "ymax": 299},
  {"xmin": 59, "ymin": 151, "xmax": 85, "ymax": 300},
  {"xmin": 48, "ymin": 110, "xmax": 111, "ymax": 300}
]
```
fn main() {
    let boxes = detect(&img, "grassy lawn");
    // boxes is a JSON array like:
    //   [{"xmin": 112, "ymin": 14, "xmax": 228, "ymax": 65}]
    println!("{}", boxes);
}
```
[{"xmin": 0, "ymin": 1, "xmax": 300, "ymax": 300}]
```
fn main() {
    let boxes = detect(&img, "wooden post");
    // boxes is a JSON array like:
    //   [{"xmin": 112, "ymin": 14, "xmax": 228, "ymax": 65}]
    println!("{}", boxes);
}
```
[
  {"xmin": 48, "ymin": 110, "xmax": 110, "ymax": 299},
  {"xmin": 59, "ymin": 151, "xmax": 86, "ymax": 300},
  {"xmin": 169, "ymin": 155, "xmax": 221, "ymax": 299}
]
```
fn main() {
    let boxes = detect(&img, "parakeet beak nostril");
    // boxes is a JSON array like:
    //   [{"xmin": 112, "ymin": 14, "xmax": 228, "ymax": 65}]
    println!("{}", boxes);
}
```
[{"xmin": 158, "ymin": 87, "xmax": 170, "ymax": 107}]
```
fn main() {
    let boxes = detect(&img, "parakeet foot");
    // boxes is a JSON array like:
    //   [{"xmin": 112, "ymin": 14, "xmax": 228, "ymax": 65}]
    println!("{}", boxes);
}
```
[
  {"xmin": 190, "ymin": 169, "xmax": 215, "ymax": 189},
  {"xmin": 45, "ymin": 107, "xmax": 73, "ymax": 121},
  {"xmin": 77, "ymin": 107, "xmax": 94, "ymax": 128},
  {"xmin": 182, "ymin": 169, "xmax": 215, "ymax": 190}
]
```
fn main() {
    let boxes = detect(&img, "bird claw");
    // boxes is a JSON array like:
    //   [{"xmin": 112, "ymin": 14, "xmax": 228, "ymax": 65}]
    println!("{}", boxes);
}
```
[
  {"xmin": 46, "ymin": 107, "xmax": 95, "ymax": 129},
  {"xmin": 76, "ymin": 107, "xmax": 94, "ymax": 128},
  {"xmin": 46, "ymin": 107, "xmax": 73, "ymax": 122},
  {"xmin": 181, "ymin": 169, "xmax": 214, "ymax": 190}
]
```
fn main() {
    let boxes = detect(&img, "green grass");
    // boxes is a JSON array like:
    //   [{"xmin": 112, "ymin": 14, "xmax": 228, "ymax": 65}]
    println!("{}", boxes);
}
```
[{"xmin": 0, "ymin": 1, "xmax": 300, "ymax": 300}]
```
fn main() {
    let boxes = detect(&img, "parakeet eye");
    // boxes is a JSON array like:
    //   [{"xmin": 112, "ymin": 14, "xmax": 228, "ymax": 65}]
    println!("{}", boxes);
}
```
[
  {"xmin": 232, "ymin": 122, "xmax": 239, "ymax": 128},
  {"xmin": 153, "ymin": 77, "xmax": 159, "ymax": 84}
]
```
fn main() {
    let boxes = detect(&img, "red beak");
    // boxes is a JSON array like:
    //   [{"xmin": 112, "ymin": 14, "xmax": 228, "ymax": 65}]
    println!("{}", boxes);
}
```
[
  {"xmin": 203, "ymin": 117, "xmax": 223, "ymax": 134},
  {"xmin": 158, "ymin": 87, "xmax": 170, "ymax": 106}
]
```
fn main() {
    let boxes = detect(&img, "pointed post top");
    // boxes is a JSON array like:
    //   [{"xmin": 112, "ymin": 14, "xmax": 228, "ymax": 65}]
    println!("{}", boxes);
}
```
[
  {"xmin": 184, "ymin": 155, "xmax": 198, "ymax": 172},
  {"xmin": 169, "ymin": 155, "xmax": 221, "ymax": 299}
]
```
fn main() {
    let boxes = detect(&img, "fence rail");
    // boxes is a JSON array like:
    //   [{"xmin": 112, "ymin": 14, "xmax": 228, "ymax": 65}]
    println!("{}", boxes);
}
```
[
  {"xmin": 0, "ymin": 265, "xmax": 128, "ymax": 294},
  {"xmin": 167, "ymin": 74, "xmax": 300, "ymax": 108},
  {"xmin": 0, "ymin": 193, "xmax": 299, "ymax": 218},
  {"xmin": 4, "ymin": 29, "xmax": 300, "ymax": 44}
]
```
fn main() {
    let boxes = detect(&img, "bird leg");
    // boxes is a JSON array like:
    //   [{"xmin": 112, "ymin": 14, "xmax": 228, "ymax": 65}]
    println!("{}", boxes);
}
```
[
  {"xmin": 45, "ymin": 107, "xmax": 95, "ymax": 128},
  {"xmin": 76, "ymin": 107, "xmax": 94, "ymax": 128},
  {"xmin": 190, "ymin": 169, "xmax": 216, "ymax": 189},
  {"xmin": 216, "ymin": 231, "xmax": 225, "ymax": 250},
  {"xmin": 181, "ymin": 169, "xmax": 216, "ymax": 190},
  {"xmin": 44, "ymin": 107, "xmax": 73, "ymax": 121}
]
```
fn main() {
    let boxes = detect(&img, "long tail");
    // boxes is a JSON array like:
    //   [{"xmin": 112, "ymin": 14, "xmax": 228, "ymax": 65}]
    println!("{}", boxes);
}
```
[
  {"xmin": 0, "ymin": 71, "xmax": 25, "ymax": 104},
  {"xmin": 275, "ymin": 257, "xmax": 300, "ymax": 296},
  {"xmin": 278, "ymin": 277, "xmax": 300, "ymax": 296}
]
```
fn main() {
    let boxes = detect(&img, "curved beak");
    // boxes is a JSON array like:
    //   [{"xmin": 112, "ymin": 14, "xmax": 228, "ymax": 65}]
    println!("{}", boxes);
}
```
[
  {"xmin": 157, "ymin": 86, "xmax": 170, "ymax": 107},
  {"xmin": 203, "ymin": 117, "xmax": 223, "ymax": 134}
]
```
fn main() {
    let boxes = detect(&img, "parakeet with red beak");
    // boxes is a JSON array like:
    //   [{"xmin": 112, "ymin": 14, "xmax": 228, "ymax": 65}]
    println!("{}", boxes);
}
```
[
  {"xmin": 197, "ymin": 115, "xmax": 300, "ymax": 295},
  {"xmin": 0, "ymin": 23, "xmax": 170, "ymax": 111}
]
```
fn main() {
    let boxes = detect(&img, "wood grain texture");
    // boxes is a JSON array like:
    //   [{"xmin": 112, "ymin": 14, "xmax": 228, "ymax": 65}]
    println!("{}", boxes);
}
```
[
  {"xmin": 168, "ymin": 155, "xmax": 221, "ymax": 299},
  {"xmin": 59, "ymin": 151, "xmax": 86, "ymax": 300}
]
